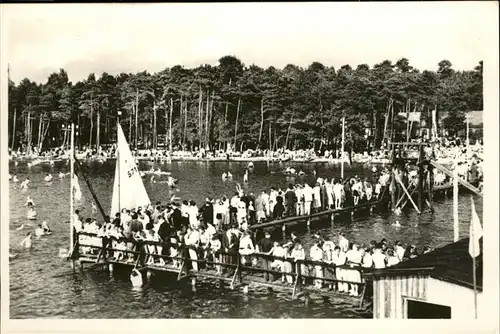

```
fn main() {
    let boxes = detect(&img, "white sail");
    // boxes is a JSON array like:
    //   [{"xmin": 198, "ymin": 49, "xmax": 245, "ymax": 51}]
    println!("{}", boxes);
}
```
[{"xmin": 110, "ymin": 124, "xmax": 151, "ymax": 216}]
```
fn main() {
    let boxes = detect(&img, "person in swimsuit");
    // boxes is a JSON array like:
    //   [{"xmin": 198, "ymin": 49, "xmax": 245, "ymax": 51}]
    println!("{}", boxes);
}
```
[
  {"xmin": 20, "ymin": 232, "xmax": 33, "ymax": 249},
  {"xmin": 42, "ymin": 220, "xmax": 51, "ymax": 234}
]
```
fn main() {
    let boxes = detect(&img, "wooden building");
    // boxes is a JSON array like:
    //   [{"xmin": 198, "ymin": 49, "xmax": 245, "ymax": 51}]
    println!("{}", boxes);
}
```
[{"xmin": 368, "ymin": 238, "xmax": 483, "ymax": 319}]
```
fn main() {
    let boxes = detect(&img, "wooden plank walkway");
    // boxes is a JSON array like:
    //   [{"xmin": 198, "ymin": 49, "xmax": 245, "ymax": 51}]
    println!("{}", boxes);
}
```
[{"xmin": 73, "ymin": 234, "xmax": 374, "ymax": 304}]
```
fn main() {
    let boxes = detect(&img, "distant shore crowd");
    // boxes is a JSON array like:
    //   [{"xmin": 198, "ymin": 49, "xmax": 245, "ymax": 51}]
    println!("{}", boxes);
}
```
[{"xmin": 8, "ymin": 136, "xmax": 483, "ymax": 167}]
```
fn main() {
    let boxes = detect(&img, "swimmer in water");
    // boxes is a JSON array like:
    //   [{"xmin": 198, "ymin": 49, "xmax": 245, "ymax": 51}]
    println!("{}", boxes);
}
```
[
  {"xmin": 25, "ymin": 196, "xmax": 34, "ymax": 207},
  {"xmin": 27, "ymin": 206, "xmax": 37, "ymax": 220},
  {"xmin": 222, "ymin": 172, "xmax": 227, "ymax": 181},
  {"xmin": 20, "ymin": 232, "xmax": 33, "ymax": 249},
  {"xmin": 42, "ymin": 220, "xmax": 51, "ymax": 234},
  {"xmin": 44, "ymin": 173, "xmax": 53, "ymax": 182},
  {"xmin": 35, "ymin": 224, "xmax": 44, "ymax": 239},
  {"xmin": 20, "ymin": 178, "xmax": 30, "ymax": 190},
  {"xmin": 392, "ymin": 220, "xmax": 401, "ymax": 227},
  {"xmin": 167, "ymin": 176, "xmax": 176, "ymax": 188}
]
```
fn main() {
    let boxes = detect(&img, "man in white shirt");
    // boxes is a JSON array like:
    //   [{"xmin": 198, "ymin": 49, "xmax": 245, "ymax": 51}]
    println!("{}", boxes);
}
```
[
  {"xmin": 121, "ymin": 209, "xmax": 132, "ymax": 227},
  {"xmin": 73, "ymin": 210, "xmax": 82, "ymax": 232},
  {"xmin": 310, "ymin": 241, "xmax": 324, "ymax": 288},
  {"xmin": 185, "ymin": 227, "xmax": 200, "ymax": 271},
  {"xmin": 138, "ymin": 211, "xmax": 150, "ymax": 229},
  {"xmin": 345, "ymin": 244, "xmax": 362, "ymax": 296},
  {"xmin": 261, "ymin": 191, "xmax": 270, "ymax": 217},
  {"xmin": 372, "ymin": 245, "xmax": 386, "ymax": 269},
  {"xmin": 395, "ymin": 241, "xmax": 405, "ymax": 261},
  {"xmin": 333, "ymin": 246, "xmax": 347, "ymax": 292},
  {"xmin": 302, "ymin": 183, "xmax": 313, "ymax": 215},
  {"xmin": 334, "ymin": 181, "xmax": 344, "ymax": 209},
  {"xmin": 338, "ymin": 232, "xmax": 349, "ymax": 253},
  {"xmin": 269, "ymin": 187, "xmax": 278, "ymax": 217},
  {"xmin": 180, "ymin": 200, "xmax": 190, "ymax": 217}
]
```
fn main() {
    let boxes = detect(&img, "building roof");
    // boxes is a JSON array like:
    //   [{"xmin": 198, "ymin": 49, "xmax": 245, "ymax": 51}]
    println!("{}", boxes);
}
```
[
  {"xmin": 370, "ymin": 238, "xmax": 483, "ymax": 291},
  {"xmin": 467, "ymin": 110, "xmax": 483, "ymax": 127}
]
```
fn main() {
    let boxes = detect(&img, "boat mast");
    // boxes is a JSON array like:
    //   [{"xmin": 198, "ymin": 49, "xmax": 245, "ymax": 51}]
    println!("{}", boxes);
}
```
[
  {"xmin": 69, "ymin": 123, "xmax": 75, "ymax": 253},
  {"xmin": 117, "ymin": 112, "xmax": 121, "ymax": 215},
  {"xmin": 341, "ymin": 116, "xmax": 345, "ymax": 179}
]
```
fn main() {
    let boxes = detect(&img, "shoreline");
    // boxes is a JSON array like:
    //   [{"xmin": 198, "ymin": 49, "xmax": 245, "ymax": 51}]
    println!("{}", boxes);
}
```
[
  {"xmin": 8, "ymin": 155, "xmax": 390, "ymax": 164},
  {"xmin": 7, "ymin": 154, "xmax": 456, "ymax": 166}
]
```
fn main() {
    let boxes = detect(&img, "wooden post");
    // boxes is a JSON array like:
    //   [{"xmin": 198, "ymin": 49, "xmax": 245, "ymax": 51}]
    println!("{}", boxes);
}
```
[
  {"xmin": 135, "ymin": 88, "xmax": 139, "ymax": 150},
  {"xmin": 466, "ymin": 115, "xmax": 470, "ymax": 182},
  {"xmin": 69, "ymin": 124, "xmax": 75, "ymax": 257},
  {"xmin": 428, "ymin": 163, "xmax": 434, "ymax": 212},
  {"xmin": 341, "ymin": 116, "xmax": 345, "ymax": 179},
  {"xmin": 395, "ymin": 171, "xmax": 421, "ymax": 214},
  {"xmin": 292, "ymin": 260, "xmax": 301, "ymax": 299},
  {"xmin": 169, "ymin": 98, "xmax": 173, "ymax": 155},
  {"xmin": 11, "ymin": 108, "xmax": 16, "ymax": 150},
  {"xmin": 453, "ymin": 158, "xmax": 459, "ymax": 242},
  {"xmin": 418, "ymin": 146, "xmax": 424, "ymax": 212}
]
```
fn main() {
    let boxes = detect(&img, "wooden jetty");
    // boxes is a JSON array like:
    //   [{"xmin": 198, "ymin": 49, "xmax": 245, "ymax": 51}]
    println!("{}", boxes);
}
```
[
  {"xmin": 249, "ymin": 192, "xmax": 391, "ymax": 232},
  {"xmin": 73, "ymin": 232, "xmax": 374, "ymax": 310}
]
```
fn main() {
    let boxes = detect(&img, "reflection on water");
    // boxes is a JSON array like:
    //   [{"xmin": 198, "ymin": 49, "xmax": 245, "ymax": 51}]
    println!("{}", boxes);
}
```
[{"xmin": 9, "ymin": 160, "xmax": 482, "ymax": 318}]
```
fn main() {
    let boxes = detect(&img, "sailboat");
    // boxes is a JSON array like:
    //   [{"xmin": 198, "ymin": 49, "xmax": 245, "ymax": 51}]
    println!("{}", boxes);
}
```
[
  {"xmin": 110, "ymin": 123, "xmax": 151, "ymax": 216},
  {"xmin": 66, "ymin": 122, "xmax": 151, "ymax": 264}
]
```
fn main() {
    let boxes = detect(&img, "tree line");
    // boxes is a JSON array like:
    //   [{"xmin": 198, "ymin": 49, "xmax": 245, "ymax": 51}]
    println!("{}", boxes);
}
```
[{"xmin": 7, "ymin": 56, "xmax": 483, "ymax": 154}]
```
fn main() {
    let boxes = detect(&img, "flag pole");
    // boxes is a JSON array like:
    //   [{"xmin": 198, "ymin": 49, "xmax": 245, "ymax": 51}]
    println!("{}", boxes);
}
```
[
  {"xmin": 69, "ymin": 123, "xmax": 75, "ymax": 258},
  {"xmin": 341, "ymin": 116, "xmax": 345, "ymax": 179},
  {"xmin": 453, "ymin": 156, "xmax": 459, "ymax": 242},
  {"xmin": 473, "ymin": 240, "xmax": 477, "ymax": 319},
  {"xmin": 470, "ymin": 196, "xmax": 479, "ymax": 319},
  {"xmin": 466, "ymin": 115, "xmax": 470, "ymax": 182},
  {"xmin": 117, "ymin": 112, "xmax": 121, "ymax": 217}
]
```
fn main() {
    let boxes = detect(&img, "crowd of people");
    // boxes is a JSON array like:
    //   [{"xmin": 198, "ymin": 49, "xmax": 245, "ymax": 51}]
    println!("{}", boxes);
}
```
[{"xmin": 73, "ymin": 168, "xmax": 434, "ymax": 294}]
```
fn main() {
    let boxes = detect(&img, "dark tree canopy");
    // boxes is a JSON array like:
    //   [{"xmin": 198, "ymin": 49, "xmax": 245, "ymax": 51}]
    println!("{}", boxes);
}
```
[{"xmin": 8, "ymin": 57, "xmax": 483, "ymax": 153}]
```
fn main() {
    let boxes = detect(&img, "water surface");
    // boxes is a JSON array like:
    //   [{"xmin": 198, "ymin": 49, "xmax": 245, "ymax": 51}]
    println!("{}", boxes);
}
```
[{"xmin": 8, "ymin": 160, "xmax": 481, "ymax": 318}]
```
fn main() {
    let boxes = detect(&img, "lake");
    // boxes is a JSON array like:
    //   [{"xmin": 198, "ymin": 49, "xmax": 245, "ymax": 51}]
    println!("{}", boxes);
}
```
[{"xmin": 8, "ymin": 160, "xmax": 482, "ymax": 318}]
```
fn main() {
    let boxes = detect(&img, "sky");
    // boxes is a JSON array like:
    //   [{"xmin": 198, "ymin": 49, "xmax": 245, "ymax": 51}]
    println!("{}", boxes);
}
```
[{"xmin": 1, "ymin": 2, "xmax": 496, "ymax": 84}]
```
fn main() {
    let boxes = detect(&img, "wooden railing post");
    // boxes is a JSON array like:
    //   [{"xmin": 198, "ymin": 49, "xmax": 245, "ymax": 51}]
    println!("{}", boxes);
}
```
[{"xmin": 292, "ymin": 259, "xmax": 301, "ymax": 299}]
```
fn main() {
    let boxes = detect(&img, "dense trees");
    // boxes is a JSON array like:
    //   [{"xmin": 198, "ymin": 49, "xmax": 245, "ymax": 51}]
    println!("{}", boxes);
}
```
[{"xmin": 7, "ymin": 56, "xmax": 483, "ymax": 153}]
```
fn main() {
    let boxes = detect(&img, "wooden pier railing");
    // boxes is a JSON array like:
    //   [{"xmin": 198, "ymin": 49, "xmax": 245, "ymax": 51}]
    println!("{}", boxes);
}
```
[
  {"xmin": 249, "ymin": 186, "xmax": 391, "ymax": 231},
  {"xmin": 74, "ymin": 232, "xmax": 373, "ymax": 303}
]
